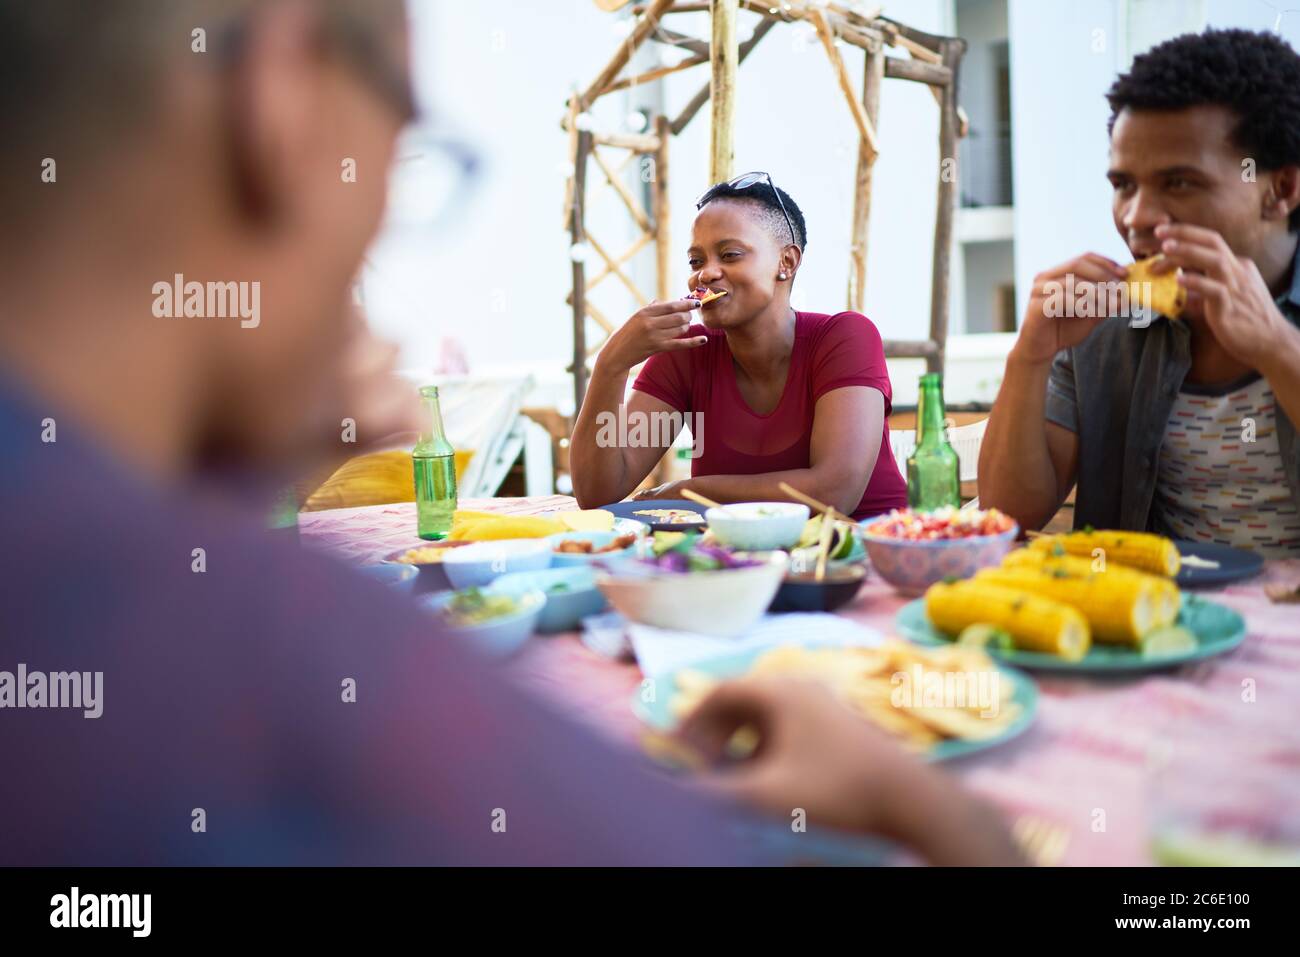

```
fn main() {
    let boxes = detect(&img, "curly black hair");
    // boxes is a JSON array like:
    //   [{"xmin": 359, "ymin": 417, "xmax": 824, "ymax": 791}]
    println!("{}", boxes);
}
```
[
  {"xmin": 696, "ymin": 177, "xmax": 808, "ymax": 250},
  {"xmin": 1106, "ymin": 28, "xmax": 1300, "ymax": 230}
]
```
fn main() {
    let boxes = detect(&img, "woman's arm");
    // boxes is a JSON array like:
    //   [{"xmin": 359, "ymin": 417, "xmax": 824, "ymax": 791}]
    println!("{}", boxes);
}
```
[
  {"xmin": 571, "ymin": 380, "xmax": 685, "ymax": 507},
  {"xmin": 570, "ymin": 299, "xmax": 707, "ymax": 507},
  {"xmin": 637, "ymin": 386, "xmax": 883, "ymax": 515}
]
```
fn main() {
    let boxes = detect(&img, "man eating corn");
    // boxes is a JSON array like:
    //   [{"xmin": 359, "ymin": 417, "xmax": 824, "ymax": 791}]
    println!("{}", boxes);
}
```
[{"xmin": 980, "ymin": 30, "xmax": 1300, "ymax": 557}]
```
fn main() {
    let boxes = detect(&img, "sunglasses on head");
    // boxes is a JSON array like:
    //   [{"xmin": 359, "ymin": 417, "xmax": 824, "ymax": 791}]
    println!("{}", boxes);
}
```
[{"xmin": 696, "ymin": 171, "xmax": 798, "ymax": 248}]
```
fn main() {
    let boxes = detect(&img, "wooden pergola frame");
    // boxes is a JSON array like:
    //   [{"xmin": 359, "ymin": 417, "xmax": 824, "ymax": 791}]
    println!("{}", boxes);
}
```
[{"xmin": 563, "ymin": 0, "xmax": 968, "ymax": 414}]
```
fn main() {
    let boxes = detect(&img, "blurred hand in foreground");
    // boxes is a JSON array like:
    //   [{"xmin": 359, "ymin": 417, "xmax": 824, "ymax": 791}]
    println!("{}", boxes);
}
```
[{"xmin": 676, "ymin": 677, "xmax": 1026, "ymax": 865}]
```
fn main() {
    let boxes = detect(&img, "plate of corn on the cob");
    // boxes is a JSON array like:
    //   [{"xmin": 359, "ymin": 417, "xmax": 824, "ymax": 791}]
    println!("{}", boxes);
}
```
[
  {"xmin": 894, "ymin": 531, "xmax": 1247, "ymax": 672},
  {"xmin": 1020, "ymin": 527, "xmax": 1263, "ymax": 588}
]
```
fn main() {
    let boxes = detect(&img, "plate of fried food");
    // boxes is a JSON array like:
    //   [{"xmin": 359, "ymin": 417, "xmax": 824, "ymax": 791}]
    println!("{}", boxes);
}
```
[
  {"xmin": 894, "ymin": 532, "xmax": 1247, "ymax": 672},
  {"xmin": 600, "ymin": 499, "xmax": 709, "ymax": 532},
  {"xmin": 547, "ymin": 530, "xmax": 640, "ymax": 566},
  {"xmin": 636, "ymin": 639, "xmax": 1037, "ymax": 763}
]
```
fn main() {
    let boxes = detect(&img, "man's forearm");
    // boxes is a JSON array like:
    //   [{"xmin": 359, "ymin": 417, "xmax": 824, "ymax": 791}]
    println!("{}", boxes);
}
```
[
  {"xmin": 879, "ymin": 760, "xmax": 1026, "ymax": 866},
  {"xmin": 978, "ymin": 353, "xmax": 1067, "ymax": 531}
]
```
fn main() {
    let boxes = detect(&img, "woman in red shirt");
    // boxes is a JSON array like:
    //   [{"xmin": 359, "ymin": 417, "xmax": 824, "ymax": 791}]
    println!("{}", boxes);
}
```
[{"xmin": 570, "ymin": 173, "xmax": 908, "ymax": 520}]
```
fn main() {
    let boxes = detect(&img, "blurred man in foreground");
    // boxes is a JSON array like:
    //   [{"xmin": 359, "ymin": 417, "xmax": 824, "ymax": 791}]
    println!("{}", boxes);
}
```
[{"xmin": 0, "ymin": 0, "xmax": 1018, "ymax": 865}]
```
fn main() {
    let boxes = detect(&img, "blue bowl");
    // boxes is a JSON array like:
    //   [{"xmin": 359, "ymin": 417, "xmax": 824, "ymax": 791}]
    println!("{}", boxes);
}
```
[
  {"xmin": 545, "ymin": 530, "xmax": 639, "ymax": 567},
  {"xmin": 441, "ymin": 539, "xmax": 553, "ymax": 589},
  {"xmin": 419, "ymin": 588, "xmax": 546, "ymax": 657},
  {"xmin": 490, "ymin": 566, "xmax": 607, "ymax": 633},
  {"xmin": 358, "ymin": 562, "xmax": 419, "ymax": 594}
]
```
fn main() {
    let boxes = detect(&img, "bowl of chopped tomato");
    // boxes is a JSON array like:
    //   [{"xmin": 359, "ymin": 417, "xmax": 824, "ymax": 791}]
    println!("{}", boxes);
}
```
[{"xmin": 859, "ymin": 507, "xmax": 1019, "ymax": 596}]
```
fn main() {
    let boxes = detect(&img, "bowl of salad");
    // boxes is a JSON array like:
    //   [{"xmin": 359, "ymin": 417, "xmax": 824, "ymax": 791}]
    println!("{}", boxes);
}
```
[
  {"xmin": 489, "ymin": 566, "xmax": 606, "ymax": 633},
  {"xmin": 596, "ymin": 535, "xmax": 788, "ymax": 637},
  {"xmin": 859, "ymin": 507, "xmax": 1019, "ymax": 596},
  {"xmin": 705, "ymin": 502, "xmax": 811, "ymax": 551},
  {"xmin": 420, "ymin": 586, "xmax": 546, "ymax": 656}
]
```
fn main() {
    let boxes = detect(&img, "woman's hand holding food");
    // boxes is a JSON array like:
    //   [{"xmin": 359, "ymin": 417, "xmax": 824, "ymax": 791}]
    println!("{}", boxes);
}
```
[
  {"xmin": 1010, "ymin": 253, "xmax": 1130, "ymax": 366},
  {"xmin": 596, "ymin": 298, "xmax": 708, "ymax": 375}
]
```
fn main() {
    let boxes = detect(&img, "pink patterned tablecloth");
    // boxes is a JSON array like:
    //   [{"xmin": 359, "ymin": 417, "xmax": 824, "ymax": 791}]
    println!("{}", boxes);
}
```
[{"xmin": 301, "ymin": 498, "xmax": 1300, "ymax": 866}]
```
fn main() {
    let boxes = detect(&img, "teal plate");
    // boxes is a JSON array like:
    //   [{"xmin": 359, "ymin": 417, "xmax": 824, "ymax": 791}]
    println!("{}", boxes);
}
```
[
  {"xmin": 895, "ymin": 593, "xmax": 1247, "ymax": 673},
  {"xmin": 634, "ymin": 642, "xmax": 1039, "ymax": 763}
]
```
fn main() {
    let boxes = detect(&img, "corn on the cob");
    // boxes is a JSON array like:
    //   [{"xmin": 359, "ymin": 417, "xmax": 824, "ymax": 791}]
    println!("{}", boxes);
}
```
[
  {"xmin": 1029, "ymin": 531, "xmax": 1181, "ymax": 577},
  {"xmin": 975, "ymin": 567, "xmax": 1173, "ymax": 645},
  {"xmin": 924, "ymin": 581, "xmax": 1091, "ymax": 661},
  {"xmin": 1003, "ymin": 548, "xmax": 1182, "ymax": 629}
]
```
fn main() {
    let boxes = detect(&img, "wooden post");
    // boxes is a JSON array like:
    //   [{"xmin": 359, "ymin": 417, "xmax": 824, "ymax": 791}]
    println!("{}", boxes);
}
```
[
  {"xmin": 810, "ymin": 10, "xmax": 878, "ymax": 158},
  {"xmin": 709, "ymin": 0, "xmax": 739, "ymax": 183},
  {"xmin": 577, "ymin": 0, "xmax": 677, "ymax": 111},
  {"xmin": 571, "ymin": 130, "xmax": 593, "ymax": 413},
  {"xmin": 671, "ymin": 16, "xmax": 773, "ymax": 136},
  {"xmin": 653, "ymin": 114, "xmax": 672, "ymax": 300},
  {"xmin": 600, "ymin": 54, "xmax": 709, "ymax": 95},
  {"xmin": 591, "ymin": 147, "xmax": 653, "ymax": 232},
  {"xmin": 928, "ymin": 38, "xmax": 963, "ymax": 375},
  {"xmin": 848, "ymin": 46, "xmax": 884, "ymax": 312}
]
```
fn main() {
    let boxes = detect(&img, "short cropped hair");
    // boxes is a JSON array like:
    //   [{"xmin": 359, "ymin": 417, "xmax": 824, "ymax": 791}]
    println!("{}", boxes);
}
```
[
  {"xmin": 696, "ymin": 178, "xmax": 808, "ymax": 250},
  {"xmin": 1107, "ymin": 28, "xmax": 1300, "ymax": 231}
]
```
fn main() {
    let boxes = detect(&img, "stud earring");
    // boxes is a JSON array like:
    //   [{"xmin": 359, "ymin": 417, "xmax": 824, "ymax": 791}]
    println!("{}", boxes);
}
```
[{"xmin": 778, "ymin": 272, "xmax": 787, "ymax": 280}]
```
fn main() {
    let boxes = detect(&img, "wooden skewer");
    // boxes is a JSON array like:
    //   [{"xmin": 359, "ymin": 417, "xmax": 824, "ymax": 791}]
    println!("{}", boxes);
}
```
[
  {"xmin": 680, "ymin": 488, "xmax": 724, "ymax": 511},
  {"xmin": 778, "ymin": 481, "xmax": 852, "ymax": 581},
  {"xmin": 777, "ymin": 481, "xmax": 853, "ymax": 524}
]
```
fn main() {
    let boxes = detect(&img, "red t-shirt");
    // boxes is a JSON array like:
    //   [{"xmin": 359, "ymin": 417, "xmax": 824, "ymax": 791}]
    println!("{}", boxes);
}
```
[{"xmin": 632, "ymin": 310, "xmax": 908, "ymax": 520}]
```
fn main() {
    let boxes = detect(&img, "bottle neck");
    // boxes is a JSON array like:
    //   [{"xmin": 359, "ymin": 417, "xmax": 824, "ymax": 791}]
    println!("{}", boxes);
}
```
[
  {"xmin": 418, "ymin": 392, "xmax": 449, "ymax": 448},
  {"xmin": 916, "ymin": 384, "xmax": 948, "ymax": 446}
]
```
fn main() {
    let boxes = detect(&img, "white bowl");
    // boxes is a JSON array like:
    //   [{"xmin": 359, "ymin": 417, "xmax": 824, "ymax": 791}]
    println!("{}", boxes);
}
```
[
  {"xmin": 705, "ymin": 502, "xmax": 811, "ymax": 551},
  {"xmin": 441, "ymin": 539, "xmax": 553, "ymax": 589},
  {"xmin": 596, "ymin": 552, "xmax": 788, "ymax": 637}
]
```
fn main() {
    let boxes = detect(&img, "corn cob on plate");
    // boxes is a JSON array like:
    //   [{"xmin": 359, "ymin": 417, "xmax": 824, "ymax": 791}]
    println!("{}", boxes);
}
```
[
  {"xmin": 1030, "ymin": 531, "xmax": 1264, "ymax": 587},
  {"xmin": 1029, "ymin": 530, "xmax": 1182, "ymax": 577},
  {"xmin": 978, "ymin": 554, "xmax": 1181, "ymax": 645},
  {"xmin": 896, "ymin": 592, "xmax": 1245, "ymax": 672}
]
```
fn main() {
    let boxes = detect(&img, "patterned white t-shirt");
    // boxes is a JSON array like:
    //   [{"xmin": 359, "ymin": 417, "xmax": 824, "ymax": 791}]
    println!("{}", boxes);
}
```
[{"xmin": 1152, "ymin": 375, "xmax": 1300, "ymax": 557}]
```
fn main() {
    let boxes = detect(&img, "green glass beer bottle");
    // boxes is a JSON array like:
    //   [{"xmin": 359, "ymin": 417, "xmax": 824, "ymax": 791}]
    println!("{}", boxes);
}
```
[
  {"xmin": 413, "ymin": 385, "xmax": 457, "ymax": 540},
  {"xmin": 906, "ymin": 372, "xmax": 961, "ymax": 510}
]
